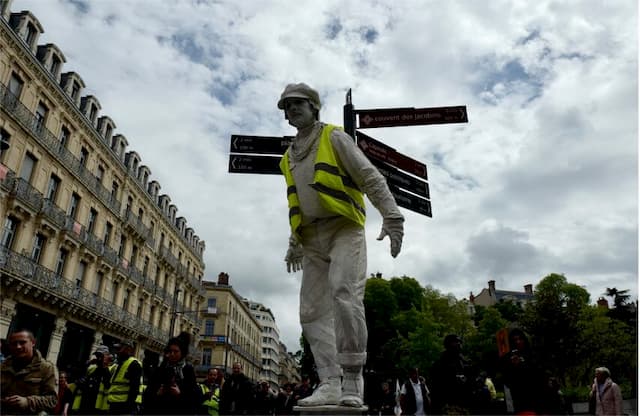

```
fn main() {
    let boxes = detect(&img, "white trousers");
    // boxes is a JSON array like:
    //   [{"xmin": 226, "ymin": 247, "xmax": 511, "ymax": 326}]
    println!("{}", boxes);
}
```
[{"xmin": 299, "ymin": 216, "xmax": 368, "ymax": 380}]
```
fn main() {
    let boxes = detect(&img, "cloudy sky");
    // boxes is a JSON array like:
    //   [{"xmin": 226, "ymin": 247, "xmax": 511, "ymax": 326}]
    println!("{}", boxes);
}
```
[{"xmin": 13, "ymin": 0, "xmax": 637, "ymax": 352}]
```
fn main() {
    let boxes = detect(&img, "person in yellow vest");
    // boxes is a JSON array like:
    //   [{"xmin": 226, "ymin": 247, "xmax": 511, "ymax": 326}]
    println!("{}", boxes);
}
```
[
  {"xmin": 72, "ymin": 345, "xmax": 112, "ymax": 414},
  {"xmin": 278, "ymin": 83, "xmax": 404, "ymax": 407},
  {"xmin": 107, "ymin": 339, "xmax": 142, "ymax": 415},
  {"xmin": 95, "ymin": 352, "xmax": 117, "ymax": 414},
  {"xmin": 200, "ymin": 368, "xmax": 221, "ymax": 415}
]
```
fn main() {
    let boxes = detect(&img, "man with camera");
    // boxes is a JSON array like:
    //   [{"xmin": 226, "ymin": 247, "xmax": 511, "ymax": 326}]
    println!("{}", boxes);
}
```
[{"xmin": 72, "ymin": 345, "xmax": 113, "ymax": 414}]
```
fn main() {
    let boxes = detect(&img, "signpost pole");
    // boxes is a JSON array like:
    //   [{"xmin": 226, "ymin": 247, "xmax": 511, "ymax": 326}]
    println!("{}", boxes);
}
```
[{"xmin": 343, "ymin": 88, "xmax": 356, "ymax": 139}]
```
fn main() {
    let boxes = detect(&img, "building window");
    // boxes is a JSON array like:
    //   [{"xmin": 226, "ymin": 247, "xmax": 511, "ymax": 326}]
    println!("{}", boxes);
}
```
[
  {"xmin": 19, "ymin": 152, "xmax": 37, "ymax": 182},
  {"xmin": 79, "ymin": 147, "xmax": 89, "ymax": 167},
  {"xmin": 103, "ymin": 221, "xmax": 113, "ymax": 245},
  {"xmin": 49, "ymin": 55, "xmax": 61, "ymax": 75},
  {"xmin": 96, "ymin": 165, "xmax": 105, "ymax": 184},
  {"xmin": 111, "ymin": 181, "xmax": 119, "ymax": 200},
  {"xmin": 59, "ymin": 126, "xmax": 70, "ymax": 149},
  {"xmin": 94, "ymin": 271, "xmax": 104, "ymax": 297},
  {"xmin": 68, "ymin": 192, "xmax": 80, "ymax": 219},
  {"xmin": 87, "ymin": 208, "xmax": 97, "ymax": 233},
  {"xmin": 24, "ymin": 22, "xmax": 37, "ymax": 47},
  {"xmin": 118, "ymin": 236, "xmax": 126, "ymax": 257},
  {"xmin": 202, "ymin": 348, "xmax": 212, "ymax": 366},
  {"xmin": 71, "ymin": 82, "xmax": 80, "ymax": 101},
  {"xmin": 55, "ymin": 248, "xmax": 68, "ymax": 277},
  {"xmin": 89, "ymin": 104, "xmax": 98, "ymax": 123},
  {"xmin": 9, "ymin": 72, "xmax": 24, "ymax": 98},
  {"xmin": 1, "ymin": 216, "xmax": 20, "ymax": 249},
  {"xmin": 35, "ymin": 102, "xmax": 48, "ymax": 129},
  {"xmin": 111, "ymin": 281, "xmax": 118, "ymax": 303},
  {"xmin": 123, "ymin": 288, "xmax": 130, "ymax": 310},
  {"xmin": 31, "ymin": 233, "xmax": 46, "ymax": 263},
  {"xmin": 143, "ymin": 256, "xmax": 149, "ymax": 277},
  {"xmin": 137, "ymin": 298, "xmax": 143, "ymax": 318},
  {"xmin": 45, "ymin": 174, "xmax": 61, "ymax": 201},
  {"xmin": 76, "ymin": 261, "xmax": 87, "ymax": 288},
  {"xmin": 205, "ymin": 320, "xmax": 215, "ymax": 336},
  {"xmin": 131, "ymin": 244, "xmax": 138, "ymax": 266},
  {"xmin": 149, "ymin": 305, "xmax": 156, "ymax": 325}
]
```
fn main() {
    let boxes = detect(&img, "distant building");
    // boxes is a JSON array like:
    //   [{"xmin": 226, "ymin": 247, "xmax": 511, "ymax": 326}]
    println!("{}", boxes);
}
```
[
  {"xmin": 245, "ymin": 300, "xmax": 281, "ymax": 391},
  {"xmin": 0, "ymin": 1, "xmax": 205, "ymax": 375},
  {"xmin": 470, "ymin": 280, "xmax": 534, "ymax": 307},
  {"xmin": 278, "ymin": 342, "xmax": 301, "ymax": 387},
  {"xmin": 198, "ymin": 273, "xmax": 261, "ymax": 381}
]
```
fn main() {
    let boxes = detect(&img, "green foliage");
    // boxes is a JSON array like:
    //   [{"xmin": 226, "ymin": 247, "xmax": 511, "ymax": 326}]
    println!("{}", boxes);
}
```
[{"xmin": 355, "ymin": 271, "xmax": 637, "ymax": 404}]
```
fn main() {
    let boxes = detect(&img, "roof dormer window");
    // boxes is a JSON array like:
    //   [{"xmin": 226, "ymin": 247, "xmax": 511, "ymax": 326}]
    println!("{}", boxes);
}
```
[{"xmin": 25, "ymin": 23, "xmax": 37, "ymax": 48}]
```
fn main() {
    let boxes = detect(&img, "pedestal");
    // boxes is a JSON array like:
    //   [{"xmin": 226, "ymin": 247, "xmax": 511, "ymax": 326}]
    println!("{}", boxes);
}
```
[{"xmin": 293, "ymin": 404, "xmax": 368, "ymax": 415}]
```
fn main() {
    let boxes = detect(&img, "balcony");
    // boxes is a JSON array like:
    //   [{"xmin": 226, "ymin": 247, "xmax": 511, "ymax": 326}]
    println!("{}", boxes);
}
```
[
  {"xmin": 0, "ymin": 244, "xmax": 169, "ymax": 344},
  {"xmin": 159, "ymin": 246, "xmax": 179, "ymax": 270},
  {"xmin": 39, "ymin": 199, "xmax": 67, "ymax": 229},
  {"xmin": 0, "ymin": 82, "xmax": 121, "ymax": 215},
  {"xmin": 124, "ymin": 210, "xmax": 153, "ymax": 246}
]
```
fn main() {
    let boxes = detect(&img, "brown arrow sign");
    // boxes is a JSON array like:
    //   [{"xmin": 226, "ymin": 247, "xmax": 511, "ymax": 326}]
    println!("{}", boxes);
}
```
[
  {"xmin": 357, "ymin": 105, "xmax": 467, "ymax": 128},
  {"xmin": 356, "ymin": 131, "xmax": 427, "ymax": 179}
]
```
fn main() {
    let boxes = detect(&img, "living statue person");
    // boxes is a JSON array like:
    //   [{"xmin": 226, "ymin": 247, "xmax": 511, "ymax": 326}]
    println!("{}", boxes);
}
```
[
  {"xmin": 0, "ymin": 329, "xmax": 58, "ymax": 414},
  {"xmin": 278, "ymin": 82, "xmax": 404, "ymax": 407}
]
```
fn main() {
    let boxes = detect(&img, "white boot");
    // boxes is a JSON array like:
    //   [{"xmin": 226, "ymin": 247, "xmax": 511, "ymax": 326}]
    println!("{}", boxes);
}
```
[
  {"xmin": 340, "ymin": 369, "xmax": 364, "ymax": 407},
  {"xmin": 297, "ymin": 376, "xmax": 340, "ymax": 406}
]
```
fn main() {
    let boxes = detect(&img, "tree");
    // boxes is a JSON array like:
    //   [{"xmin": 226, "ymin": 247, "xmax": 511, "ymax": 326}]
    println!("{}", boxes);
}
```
[
  {"xmin": 521, "ymin": 273, "xmax": 591, "ymax": 384},
  {"xmin": 605, "ymin": 287, "xmax": 631, "ymax": 309}
]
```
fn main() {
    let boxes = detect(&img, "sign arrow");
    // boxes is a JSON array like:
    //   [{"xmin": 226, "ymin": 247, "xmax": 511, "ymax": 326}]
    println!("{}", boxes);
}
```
[
  {"xmin": 357, "ymin": 105, "xmax": 468, "ymax": 128},
  {"xmin": 356, "ymin": 131, "xmax": 427, "ymax": 179},
  {"xmin": 228, "ymin": 154, "xmax": 282, "ymax": 175}
]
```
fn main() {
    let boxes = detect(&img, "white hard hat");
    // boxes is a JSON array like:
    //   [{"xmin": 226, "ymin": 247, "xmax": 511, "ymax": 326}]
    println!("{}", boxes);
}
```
[{"xmin": 277, "ymin": 83, "xmax": 321, "ymax": 111}]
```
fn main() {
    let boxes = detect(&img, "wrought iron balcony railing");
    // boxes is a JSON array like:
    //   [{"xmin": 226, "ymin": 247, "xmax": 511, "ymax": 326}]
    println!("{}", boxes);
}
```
[
  {"xmin": 0, "ymin": 82, "xmax": 121, "ymax": 215},
  {"xmin": 0, "ymin": 245, "xmax": 169, "ymax": 343}
]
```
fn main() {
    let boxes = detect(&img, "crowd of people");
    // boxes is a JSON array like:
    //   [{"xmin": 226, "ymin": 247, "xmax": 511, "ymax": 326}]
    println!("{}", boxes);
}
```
[{"xmin": 0, "ymin": 328, "xmax": 626, "ymax": 415}]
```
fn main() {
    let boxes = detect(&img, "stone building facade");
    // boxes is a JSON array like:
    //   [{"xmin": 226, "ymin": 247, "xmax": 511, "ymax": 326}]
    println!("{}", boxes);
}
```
[{"xmin": 0, "ymin": 0, "xmax": 205, "ymax": 374}]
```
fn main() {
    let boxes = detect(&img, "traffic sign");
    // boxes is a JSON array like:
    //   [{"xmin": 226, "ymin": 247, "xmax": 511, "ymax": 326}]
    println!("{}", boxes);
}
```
[
  {"xmin": 228, "ymin": 154, "xmax": 282, "ymax": 175},
  {"xmin": 356, "ymin": 131, "xmax": 427, "ymax": 179},
  {"xmin": 370, "ymin": 158, "xmax": 429, "ymax": 199},
  {"xmin": 389, "ymin": 185, "xmax": 432, "ymax": 217},
  {"xmin": 357, "ymin": 105, "xmax": 467, "ymax": 128},
  {"xmin": 229, "ymin": 135, "xmax": 292, "ymax": 155}
]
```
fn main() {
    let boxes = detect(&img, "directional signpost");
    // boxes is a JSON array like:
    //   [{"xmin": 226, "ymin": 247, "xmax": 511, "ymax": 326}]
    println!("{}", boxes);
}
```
[
  {"xmin": 357, "ymin": 106, "xmax": 467, "ymax": 129},
  {"xmin": 227, "ymin": 135, "xmax": 292, "ymax": 175},
  {"xmin": 228, "ymin": 89, "xmax": 468, "ymax": 218}
]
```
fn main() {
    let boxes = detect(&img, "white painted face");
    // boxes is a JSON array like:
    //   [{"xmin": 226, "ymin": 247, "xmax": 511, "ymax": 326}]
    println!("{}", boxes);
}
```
[{"xmin": 284, "ymin": 98, "xmax": 316, "ymax": 129}]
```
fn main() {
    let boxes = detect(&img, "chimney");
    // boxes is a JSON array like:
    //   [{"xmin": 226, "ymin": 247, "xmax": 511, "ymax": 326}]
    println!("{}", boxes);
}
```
[
  {"xmin": 488, "ymin": 280, "xmax": 496, "ymax": 296},
  {"xmin": 469, "ymin": 292, "xmax": 475, "ymax": 304},
  {"xmin": 218, "ymin": 272, "xmax": 229, "ymax": 285},
  {"xmin": 597, "ymin": 298, "xmax": 609, "ymax": 309},
  {"xmin": 524, "ymin": 284, "xmax": 533, "ymax": 295}
]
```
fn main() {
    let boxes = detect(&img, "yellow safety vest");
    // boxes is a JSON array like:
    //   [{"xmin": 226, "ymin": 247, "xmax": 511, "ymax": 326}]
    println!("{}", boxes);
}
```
[
  {"xmin": 71, "ymin": 364, "xmax": 97, "ymax": 411},
  {"xmin": 200, "ymin": 384, "xmax": 220, "ymax": 416},
  {"xmin": 280, "ymin": 124, "xmax": 366, "ymax": 238},
  {"xmin": 95, "ymin": 364, "xmax": 117, "ymax": 411},
  {"xmin": 107, "ymin": 357, "xmax": 142, "ymax": 404}
]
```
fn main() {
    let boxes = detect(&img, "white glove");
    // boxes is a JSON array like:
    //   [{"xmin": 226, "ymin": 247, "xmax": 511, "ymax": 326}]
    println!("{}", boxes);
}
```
[
  {"xmin": 284, "ymin": 237, "xmax": 304, "ymax": 273},
  {"xmin": 376, "ymin": 217, "xmax": 404, "ymax": 258}
]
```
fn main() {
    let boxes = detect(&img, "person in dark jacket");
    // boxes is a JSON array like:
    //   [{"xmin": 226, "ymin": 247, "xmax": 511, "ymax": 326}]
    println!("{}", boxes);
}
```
[
  {"xmin": 144, "ymin": 332, "xmax": 202, "ymax": 415},
  {"xmin": 0, "ymin": 329, "xmax": 58, "ymax": 415},
  {"xmin": 400, "ymin": 367, "xmax": 430, "ymax": 416},
  {"xmin": 430, "ymin": 334, "xmax": 474, "ymax": 414},
  {"xmin": 220, "ymin": 362, "xmax": 254, "ymax": 415}
]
